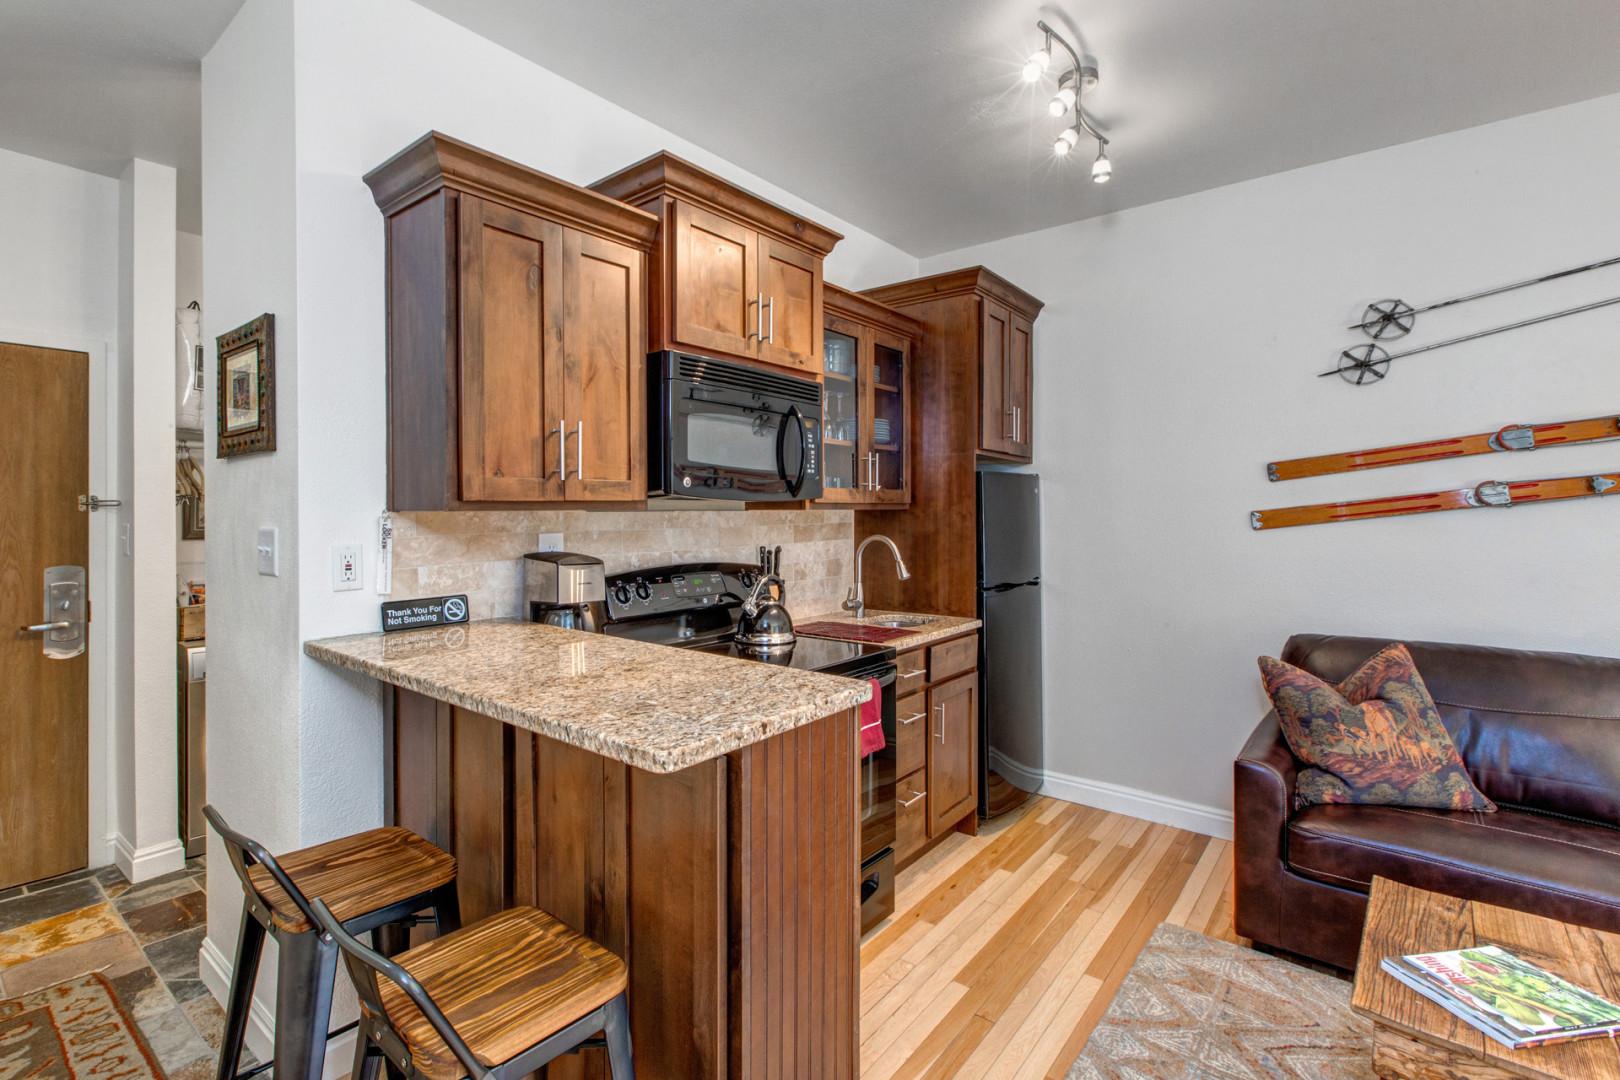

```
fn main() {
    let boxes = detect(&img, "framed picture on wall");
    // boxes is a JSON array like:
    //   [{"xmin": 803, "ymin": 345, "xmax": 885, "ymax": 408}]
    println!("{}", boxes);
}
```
[{"xmin": 216, "ymin": 313, "xmax": 276, "ymax": 457}]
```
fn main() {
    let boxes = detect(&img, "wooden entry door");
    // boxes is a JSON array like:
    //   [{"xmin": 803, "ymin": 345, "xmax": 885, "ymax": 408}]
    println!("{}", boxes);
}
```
[{"xmin": 1, "ymin": 342, "xmax": 90, "ymax": 888}]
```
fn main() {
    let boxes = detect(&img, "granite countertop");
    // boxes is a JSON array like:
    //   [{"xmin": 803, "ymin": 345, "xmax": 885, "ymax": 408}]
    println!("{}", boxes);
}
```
[
  {"xmin": 304, "ymin": 619, "xmax": 871, "ymax": 774},
  {"xmin": 796, "ymin": 610, "xmax": 981, "ymax": 651}
]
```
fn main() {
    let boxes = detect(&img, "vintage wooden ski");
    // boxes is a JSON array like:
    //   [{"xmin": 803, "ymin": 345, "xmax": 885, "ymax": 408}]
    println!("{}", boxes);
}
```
[
  {"xmin": 1251, "ymin": 470, "xmax": 1620, "ymax": 530},
  {"xmin": 1267, "ymin": 414, "xmax": 1620, "ymax": 482}
]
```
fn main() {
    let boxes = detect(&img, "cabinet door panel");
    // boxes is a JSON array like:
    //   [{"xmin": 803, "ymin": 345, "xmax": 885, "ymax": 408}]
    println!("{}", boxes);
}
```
[
  {"xmin": 979, "ymin": 298, "xmax": 1012, "ymax": 455},
  {"xmin": 1009, "ymin": 314, "xmax": 1033, "ymax": 458},
  {"xmin": 758, "ymin": 236, "xmax": 821, "ymax": 373},
  {"xmin": 458, "ymin": 195, "xmax": 564, "ymax": 502},
  {"xmin": 563, "ymin": 230, "xmax": 645, "ymax": 501},
  {"xmin": 671, "ymin": 200, "xmax": 757, "ymax": 358},
  {"xmin": 818, "ymin": 315, "xmax": 866, "ymax": 502},
  {"xmin": 927, "ymin": 672, "xmax": 978, "ymax": 836},
  {"xmin": 868, "ymin": 330, "xmax": 909, "ymax": 503}
]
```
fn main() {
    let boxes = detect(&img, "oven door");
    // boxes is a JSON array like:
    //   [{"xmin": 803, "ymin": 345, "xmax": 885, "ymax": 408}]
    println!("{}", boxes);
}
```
[{"xmin": 848, "ymin": 661, "xmax": 897, "ymax": 861}]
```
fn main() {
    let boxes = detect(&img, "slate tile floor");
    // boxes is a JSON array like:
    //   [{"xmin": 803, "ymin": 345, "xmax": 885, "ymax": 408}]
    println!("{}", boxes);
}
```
[{"xmin": 0, "ymin": 857, "xmax": 228, "ymax": 1079}]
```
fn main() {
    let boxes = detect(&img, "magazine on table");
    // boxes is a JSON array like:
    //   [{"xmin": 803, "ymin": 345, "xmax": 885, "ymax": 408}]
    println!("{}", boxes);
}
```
[{"xmin": 1382, "ymin": 945, "xmax": 1620, "ymax": 1049}]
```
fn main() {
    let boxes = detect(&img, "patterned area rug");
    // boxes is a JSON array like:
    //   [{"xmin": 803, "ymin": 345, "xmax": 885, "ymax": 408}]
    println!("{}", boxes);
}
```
[
  {"xmin": 0, "ymin": 973, "xmax": 163, "ymax": 1080},
  {"xmin": 1067, "ymin": 924, "xmax": 1375, "ymax": 1079}
]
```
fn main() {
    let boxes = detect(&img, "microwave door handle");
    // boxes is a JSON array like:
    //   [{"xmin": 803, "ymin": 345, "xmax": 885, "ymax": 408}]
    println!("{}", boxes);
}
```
[{"xmin": 777, "ymin": 405, "xmax": 809, "ymax": 497}]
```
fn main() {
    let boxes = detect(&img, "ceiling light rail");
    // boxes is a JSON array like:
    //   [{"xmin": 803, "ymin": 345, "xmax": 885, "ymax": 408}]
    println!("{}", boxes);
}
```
[{"xmin": 1024, "ymin": 18, "xmax": 1112, "ymax": 183}]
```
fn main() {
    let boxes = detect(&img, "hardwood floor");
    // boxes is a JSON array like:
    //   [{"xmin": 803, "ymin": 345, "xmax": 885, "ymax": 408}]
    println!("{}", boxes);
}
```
[{"xmin": 859, "ymin": 796, "xmax": 1242, "ymax": 1079}]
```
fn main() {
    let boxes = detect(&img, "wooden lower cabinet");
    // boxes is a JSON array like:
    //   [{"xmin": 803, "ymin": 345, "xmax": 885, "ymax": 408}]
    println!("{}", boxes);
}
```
[
  {"xmin": 390, "ymin": 689, "xmax": 858, "ymax": 1079},
  {"xmin": 928, "ymin": 672, "xmax": 979, "ymax": 835},
  {"xmin": 891, "ymin": 635, "xmax": 980, "ymax": 867}
]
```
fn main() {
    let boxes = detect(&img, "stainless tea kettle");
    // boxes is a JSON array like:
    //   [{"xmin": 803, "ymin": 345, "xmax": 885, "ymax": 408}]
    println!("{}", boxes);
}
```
[{"xmin": 734, "ymin": 546, "xmax": 795, "ymax": 649}]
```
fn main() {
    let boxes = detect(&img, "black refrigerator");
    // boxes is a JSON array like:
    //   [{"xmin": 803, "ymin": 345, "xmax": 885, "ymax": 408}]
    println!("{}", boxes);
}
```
[{"xmin": 976, "ymin": 471, "xmax": 1043, "ymax": 817}]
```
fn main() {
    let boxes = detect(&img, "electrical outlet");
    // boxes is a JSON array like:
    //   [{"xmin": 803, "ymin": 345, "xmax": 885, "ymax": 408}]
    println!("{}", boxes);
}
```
[
  {"xmin": 257, "ymin": 526, "xmax": 279, "ymax": 577},
  {"xmin": 332, "ymin": 543, "xmax": 362, "ymax": 591},
  {"xmin": 537, "ymin": 532, "xmax": 564, "ymax": 553}
]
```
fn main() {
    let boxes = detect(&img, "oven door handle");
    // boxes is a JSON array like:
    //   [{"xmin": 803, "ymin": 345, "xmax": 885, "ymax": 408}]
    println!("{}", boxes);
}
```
[{"xmin": 777, "ymin": 404, "xmax": 809, "ymax": 497}]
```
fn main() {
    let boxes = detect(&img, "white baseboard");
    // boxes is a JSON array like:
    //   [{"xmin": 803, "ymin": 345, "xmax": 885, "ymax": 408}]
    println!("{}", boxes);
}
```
[
  {"xmin": 989, "ymin": 750, "xmax": 1234, "ymax": 840},
  {"xmin": 199, "ymin": 933, "xmax": 359, "ymax": 1080},
  {"xmin": 113, "ymin": 835, "xmax": 186, "ymax": 883}
]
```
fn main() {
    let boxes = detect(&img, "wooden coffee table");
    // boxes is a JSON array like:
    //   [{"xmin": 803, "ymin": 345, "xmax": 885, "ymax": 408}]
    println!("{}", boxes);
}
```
[{"xmin": 1351, "ymin": 877, "xmax": 1620, "ymax": 1079}]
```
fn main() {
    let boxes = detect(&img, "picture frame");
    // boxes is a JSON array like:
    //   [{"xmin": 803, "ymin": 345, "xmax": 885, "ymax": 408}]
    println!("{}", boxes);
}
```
[{"xmin": 216, "ymin": 313, "xmax": 276, "ymax": 457}]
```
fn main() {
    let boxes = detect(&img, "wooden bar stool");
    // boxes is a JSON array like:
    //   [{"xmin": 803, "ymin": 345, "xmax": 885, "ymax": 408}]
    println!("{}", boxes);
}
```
[
  {"xmin": 205, "ymin": 805, "xmax": 460, "ymax": 1080},
  {"xmin": 311, "ymin": 898, "xmax": 633, "ymax": 1080}
]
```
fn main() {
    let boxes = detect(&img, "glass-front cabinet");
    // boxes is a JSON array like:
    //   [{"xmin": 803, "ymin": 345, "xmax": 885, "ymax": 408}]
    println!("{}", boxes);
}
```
[{"xmin": 817, "ymin": 286, "xmax": 915, "ymax": 506}]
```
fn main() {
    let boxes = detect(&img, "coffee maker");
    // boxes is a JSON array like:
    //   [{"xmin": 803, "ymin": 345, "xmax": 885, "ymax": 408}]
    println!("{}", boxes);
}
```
[{"xmin": 522, "ymin": 552, "xmax": 606, "ymax": 632}]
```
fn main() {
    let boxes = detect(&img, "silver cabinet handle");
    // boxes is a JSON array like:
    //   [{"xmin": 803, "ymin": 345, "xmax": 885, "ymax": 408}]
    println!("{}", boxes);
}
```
[
  {"xmin": 934, "ymin": 702, "xmax": 945, "ymax": 743},
  {"xmin": 1014, "ymin": 405, "xmax": 1022, "ymax": 443},
  {"xmin": 898, "ymin": 790, "xmax": 926, "ymax": 808},
  {"xmin": 899, "ymin": 711, "xmax": 926, "ymax": 725},
  {"xmin": 767, "ymin": 295, "xmax": 776, "ymax": 343},
  {"xmin": 872, "ymin": 451, "xmax": 882, "ymax": 491},
  {"xmin": 557, "ymin": 418, "xmax": 568, "ymax": 479},
  {"xmin": 21, "ymin": 621, "xmax": 71, "ymax": 634},
  {"xmin": 898, "ymin": 669, "xmax": 926, "ymax": 683},
  {"xmin": 754, "ymin": 292, "xmax": 764, "ymax": 340},
  {"xmin": 576, "ymin": 420, "xmax": 584, "ymax": 482}
]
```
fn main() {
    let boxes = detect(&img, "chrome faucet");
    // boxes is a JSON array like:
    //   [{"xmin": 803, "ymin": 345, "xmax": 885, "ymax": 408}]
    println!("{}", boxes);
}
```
[{"xmin": 843, "ymin": 535, "xmax": 911, "ymax": 620}]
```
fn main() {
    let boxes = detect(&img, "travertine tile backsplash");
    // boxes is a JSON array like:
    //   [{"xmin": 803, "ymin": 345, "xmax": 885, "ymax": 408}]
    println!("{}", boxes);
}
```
[{"xmin": 389, "ymin": 508, "xmax": 855, "ymax": 622}]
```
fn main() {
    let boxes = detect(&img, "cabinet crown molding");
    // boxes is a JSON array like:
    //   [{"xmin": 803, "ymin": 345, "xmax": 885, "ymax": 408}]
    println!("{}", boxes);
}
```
[
  {"xmin": 863, "ymin": 266, "xmax": 1045, "ymax": 320},
  {"xmin": 591, "ymin": 150, "xmax": 843, "ymax": 257},
  {"xmin": 364, "ymin": 132, "xmax": 659, "ymax": 250},
  {"xmin": 824, "ymin": 282, "xmax": 924, "ymax": 339}
]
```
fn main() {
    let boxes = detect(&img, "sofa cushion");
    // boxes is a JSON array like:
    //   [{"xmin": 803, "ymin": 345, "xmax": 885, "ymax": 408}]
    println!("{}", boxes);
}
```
[
  {"xmin": 1283, "ymin": 634, "xmax": 1620, "ymax": 824},
  {"xmin": 1287, "ymin": 804, "xmax": 1620, "ymax": 932},
  {"xmin": 1259, "ymin": 644, "xmax": 1495, "ymax": 811}
]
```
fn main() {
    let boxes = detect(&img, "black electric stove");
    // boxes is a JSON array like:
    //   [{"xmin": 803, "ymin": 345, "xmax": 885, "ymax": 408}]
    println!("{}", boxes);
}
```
[{"xmin": 599, "ymin": 561, "xmax": 899, "ymax": 931}]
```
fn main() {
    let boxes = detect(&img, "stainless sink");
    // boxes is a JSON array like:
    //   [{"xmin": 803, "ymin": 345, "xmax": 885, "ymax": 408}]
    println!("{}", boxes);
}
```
[{"xmin": 867, "ymin": 615, "xmax": 933, "ymax": 628}]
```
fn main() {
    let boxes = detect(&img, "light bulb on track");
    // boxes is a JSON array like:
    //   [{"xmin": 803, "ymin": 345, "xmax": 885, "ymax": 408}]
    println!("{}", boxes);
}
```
[
  {"xmin": 1053, "ymin": 127, "xmax": 1080, "ymax": 157},
  {"xmin": 1047, "ymin": 86, "xmax": 1075, "ymax": 117},
  {"xmin": 1091, "ymin": 146, "xmax": 1112, "ymax": 183},
  {"xmin": 1021, "ymin": 45, "xmax": 1051, "ymax": 83}
]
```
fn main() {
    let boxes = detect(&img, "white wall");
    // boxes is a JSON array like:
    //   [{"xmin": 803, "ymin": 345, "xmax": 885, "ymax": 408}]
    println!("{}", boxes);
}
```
[
  {"xmin": 921, "ymin": 92, "xmax": 1620, "ymax": 835},
  {"xmin": 114, "ymin": 158, "xmax": 183, "ymax": 880},
  {"xmin": 200, "ymin": 0, "xmax": 919, "ymax": 1058},
  {"xmin": 0, "ymin": 147, "xmax": 121, "ymax": 868}
]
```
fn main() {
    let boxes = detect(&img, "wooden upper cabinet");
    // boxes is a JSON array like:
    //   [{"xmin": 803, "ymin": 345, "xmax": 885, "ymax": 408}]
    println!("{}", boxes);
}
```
[
  {"xmin": 756, "ymin": 235, "xmax": 821, "ymax": 373},
  {"xmin": 563, "ymin": 231, "xmax": 645, "ymax": 501},
  {"xmin": 670, "ymin": 200, "xmax": 757, "ymax": 359},
  {"xmin": 591, "ymin": 151, "xmax": 840, "ymax": 375},
  {"xmin": 817, "ymin": 284, "xmax": 920, "ymax": 506},
  {"xmin": 365, "ymin": 133, "xmax": 657, "ymax": 509},
  {"xmin": 864, "ymin": 266, "xmax": 1043, "ymax": 464},
  {"xmin": 458, "ymin": 196, "xmax": 564, "ymax": 502}
]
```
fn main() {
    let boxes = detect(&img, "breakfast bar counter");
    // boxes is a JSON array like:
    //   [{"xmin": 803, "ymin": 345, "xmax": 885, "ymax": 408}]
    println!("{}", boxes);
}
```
[{"xmin": 305, "ymin": 619, "xmax": 867, "ymax": 1080}]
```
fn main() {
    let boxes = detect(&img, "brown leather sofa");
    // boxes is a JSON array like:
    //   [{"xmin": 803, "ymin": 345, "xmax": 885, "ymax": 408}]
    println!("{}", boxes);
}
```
[{"xmin": 1234, "ymin": 633, "xmax": 1620, "ymax": 971}]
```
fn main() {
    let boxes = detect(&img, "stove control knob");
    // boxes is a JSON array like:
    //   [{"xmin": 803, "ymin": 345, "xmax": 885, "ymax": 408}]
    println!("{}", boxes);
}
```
[
  {"xmin": 738, "ymin": 571, "xmax": 756, "ymax": 589},
  {"xmin": 612, "ymin": 584, "xmax": 632, "ymax": 606},
  {"xmin": 633, "ymin": 581, "xmax": 652, "ymax": 602}
]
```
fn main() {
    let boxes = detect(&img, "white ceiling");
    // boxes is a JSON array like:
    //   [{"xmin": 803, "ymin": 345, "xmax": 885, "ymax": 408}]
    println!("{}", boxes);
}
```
[
  {"xmin": 4, "ymin": 1, "xmax": 1620, "ymax": 253},
  {"xmin": 0, "ymin": 0, "xmax": 243, "ymax": 234},
  {"xmin": 415, "ymin": 0, "xmax": 1620, "ymax": 256}
]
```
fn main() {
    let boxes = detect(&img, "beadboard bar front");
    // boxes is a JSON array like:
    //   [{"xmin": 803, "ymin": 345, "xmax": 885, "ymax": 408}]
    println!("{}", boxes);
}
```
[{"xmin": 387, "ymin": 686, "xmax": 859, "ymax": 1080}]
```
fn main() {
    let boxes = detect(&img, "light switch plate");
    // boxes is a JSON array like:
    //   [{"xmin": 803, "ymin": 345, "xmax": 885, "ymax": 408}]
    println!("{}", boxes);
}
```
[
  {"xmin": 257, "ymin": 526, "xmax": 279, "ymax": 577},
  {"xmin": 537, "ymin": 532, "xmax": 564, "ymax": 553},
  {"xmin": 332, "ymin": 543, "xmax": 362, "ymax": 591}
]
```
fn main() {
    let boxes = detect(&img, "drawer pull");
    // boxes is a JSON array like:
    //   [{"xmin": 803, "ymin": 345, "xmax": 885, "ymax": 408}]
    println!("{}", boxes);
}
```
[
  {"xmin": 898, "ymin": 790, "xmax": 926, "ymax": 808},
  {"xmin": 899, "ymin": 712, "xmax": 926, "ymax": 725},
  {"xmin": 898, "ymin": 669, "xmax": 926, "ymax": 682}
]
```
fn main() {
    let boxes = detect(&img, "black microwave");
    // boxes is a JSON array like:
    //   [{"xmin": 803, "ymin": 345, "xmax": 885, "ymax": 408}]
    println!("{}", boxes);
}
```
[{"xmin": 649, "ymin": 351, "xmax": 823, "ymax": 501}]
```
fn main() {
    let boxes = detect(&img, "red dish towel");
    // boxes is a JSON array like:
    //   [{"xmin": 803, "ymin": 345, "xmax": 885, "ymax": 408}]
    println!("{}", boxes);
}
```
[{"xmin": 858, "ymin": 678, "xmax": 886, "ymax": 758}]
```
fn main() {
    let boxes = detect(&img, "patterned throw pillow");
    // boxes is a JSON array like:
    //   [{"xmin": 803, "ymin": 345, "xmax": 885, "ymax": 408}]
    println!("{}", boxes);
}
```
[{"xmin": 1257, "ymin": 642, "xmax": 1496, "ymax": 811}]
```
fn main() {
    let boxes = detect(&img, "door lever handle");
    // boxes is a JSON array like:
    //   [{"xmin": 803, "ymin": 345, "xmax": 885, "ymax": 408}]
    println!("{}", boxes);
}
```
[{"xmin": 21, "ymin": 621, "xmax": 71, "ymax": 634}]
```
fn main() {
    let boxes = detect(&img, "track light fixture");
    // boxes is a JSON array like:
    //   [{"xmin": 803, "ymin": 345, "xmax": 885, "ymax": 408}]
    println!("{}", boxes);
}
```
[{"xmin": 1022, "ymin": 19, "xmax": 1112, "ymax": 180}]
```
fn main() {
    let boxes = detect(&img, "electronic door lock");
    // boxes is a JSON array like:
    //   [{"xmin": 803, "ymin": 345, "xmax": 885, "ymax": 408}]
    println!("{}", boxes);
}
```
[{"xmin": 22, "ymin": 566, "xmax": 86, "ymax": 659}]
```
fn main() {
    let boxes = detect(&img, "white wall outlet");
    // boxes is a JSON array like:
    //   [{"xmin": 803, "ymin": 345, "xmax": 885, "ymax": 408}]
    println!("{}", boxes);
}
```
[
  {"xmin": 257, "ymin": 526, "xmax": 279, "ymax": 577},
  {"xmin": 537, "ymin": 532, "xmax": 564, "ymax": 553},
  {"xmin": 332, "ymin": 543, "xmax": 362, "ymax": 591}
]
